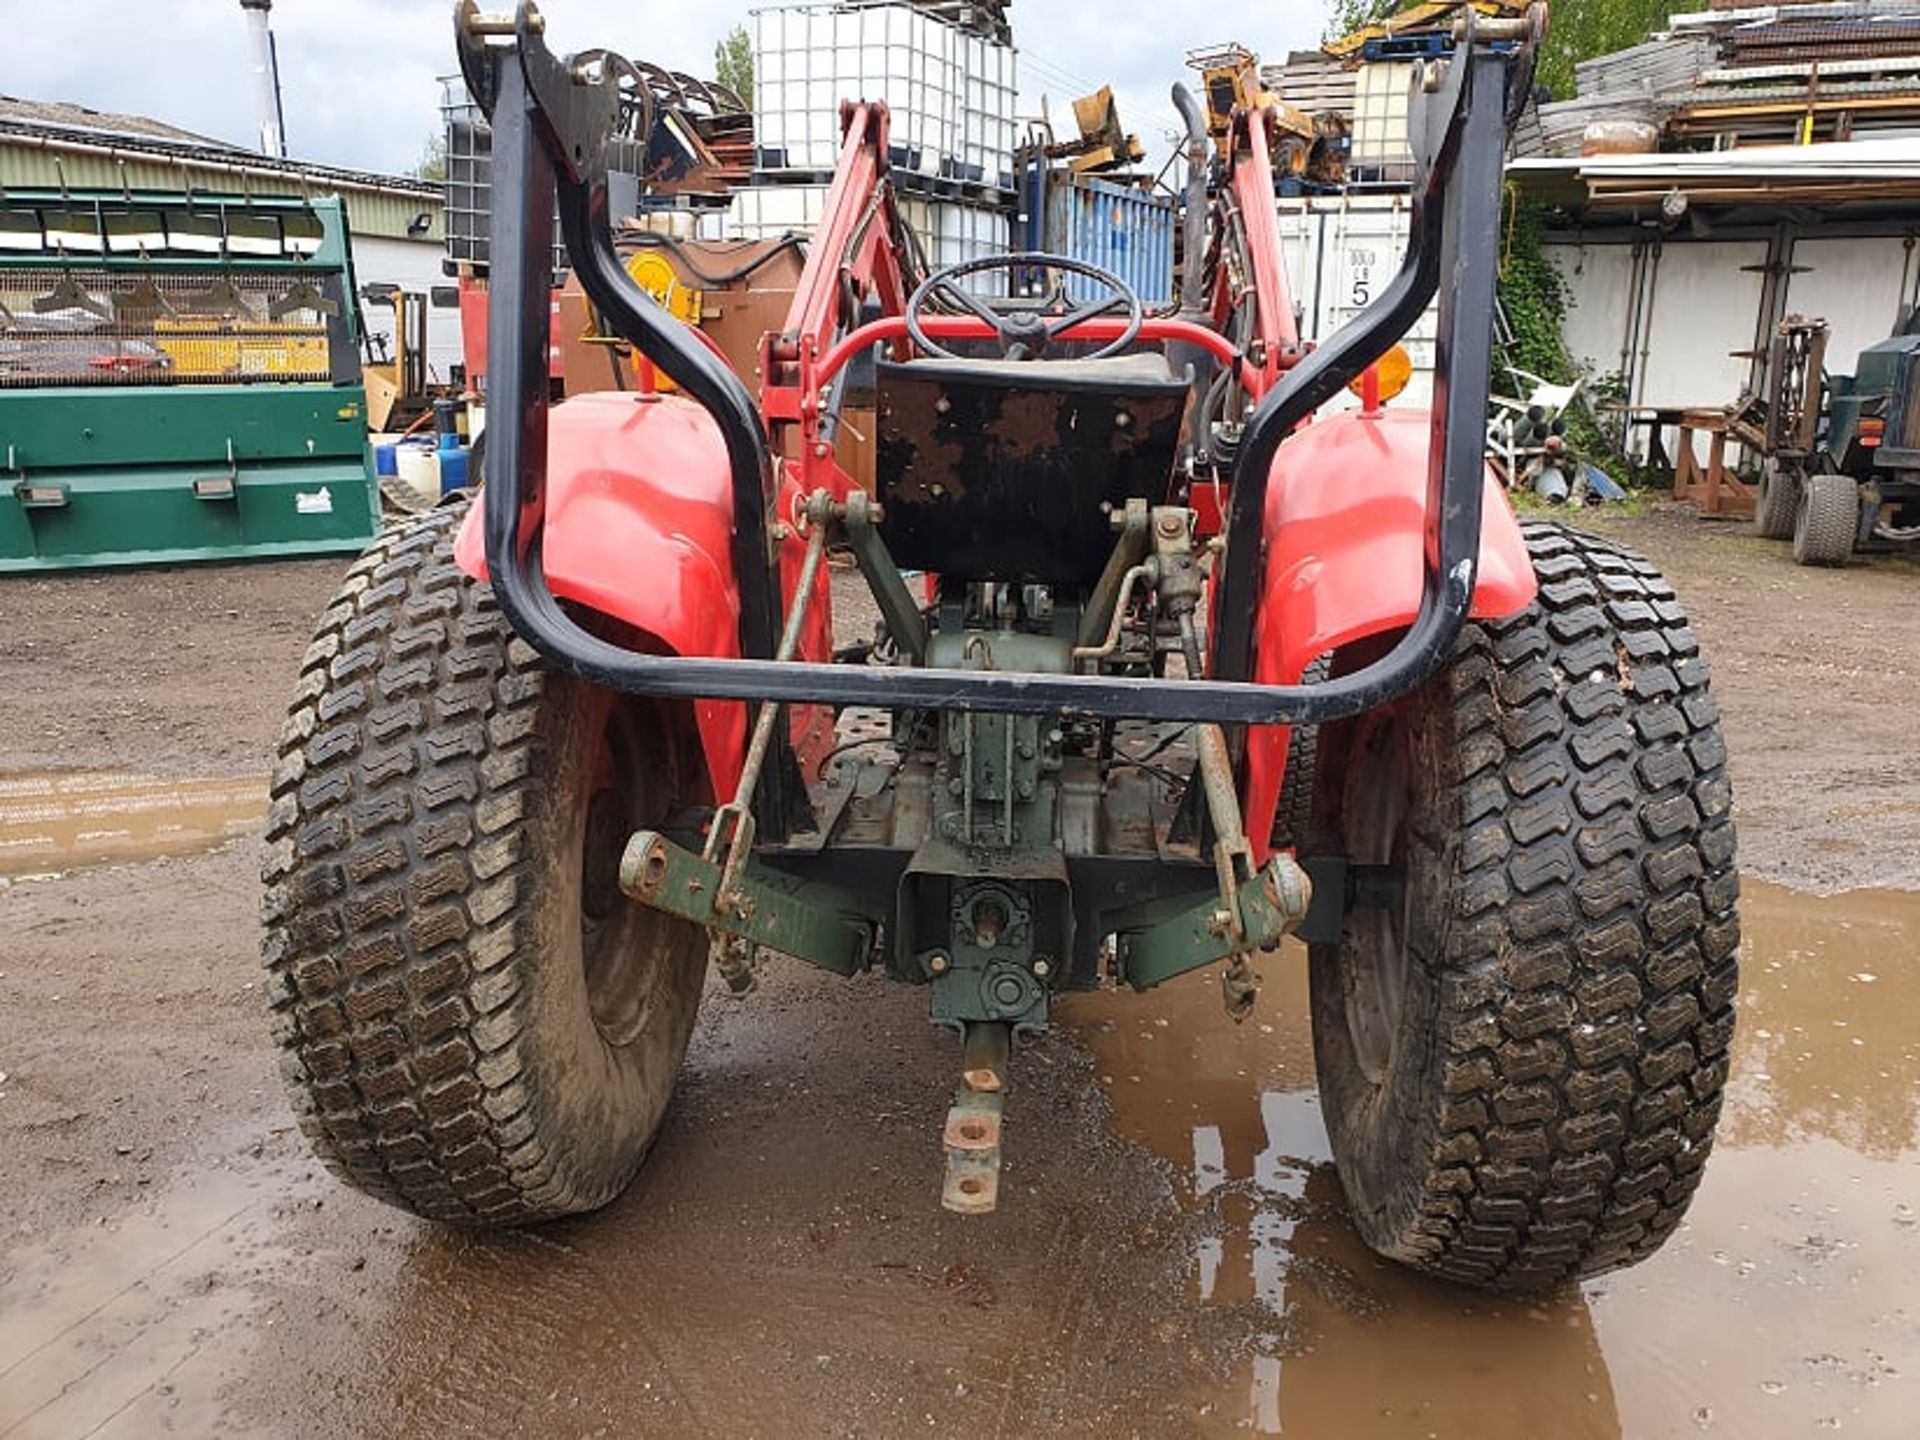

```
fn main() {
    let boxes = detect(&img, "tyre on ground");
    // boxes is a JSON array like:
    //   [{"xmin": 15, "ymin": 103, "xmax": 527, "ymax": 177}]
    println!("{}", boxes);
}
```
[
  {"xmin": 261, "ymin": 502, "xmax": 709, "ymax": 1224},
  {"xmin": 1792, "ymin": 469, "xmax": 1859, "ymax": 567},
  {"xmin": 1754, "ymin": 458, "xmax": 1800, "ymax": 541},
  {"xmin": 1304, "ymin": 520, "xmax": 1739, "ymax": 1292}
]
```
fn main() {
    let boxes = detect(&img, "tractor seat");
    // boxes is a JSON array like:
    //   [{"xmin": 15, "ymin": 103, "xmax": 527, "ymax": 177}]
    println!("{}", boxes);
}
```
[{"xmin": 873, "ymin": 352, "xmax": 1192, "ymax": 592}]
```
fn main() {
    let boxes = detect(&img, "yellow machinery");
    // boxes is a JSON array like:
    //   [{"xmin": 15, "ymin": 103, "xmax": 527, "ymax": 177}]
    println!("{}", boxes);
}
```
[
  {"xmin": 616, "ymin": 248, "xmax": 702, "ymax": 391},
  {"xmin": 1322, "ymin": 1, "xmax": 1526, "ymax": 59},
  {"xmin": 1184, "ymin": 44, "xmax": 1319, "ymax": 170},
  {"xmin": 360, "ymin": 284, "xmax": 433, "ymax": 432},
  {"xmin": 624, "ymin": 248, "xmax": 703, "ymax": 328}
]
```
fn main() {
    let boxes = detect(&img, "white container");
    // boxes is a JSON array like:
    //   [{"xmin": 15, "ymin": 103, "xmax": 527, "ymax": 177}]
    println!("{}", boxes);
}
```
[
  {"xmin": 391, "ymin": 441, "xmax": 443, "ymax": 514},
  {"xmin": 752, "ymin": 3, "xmax": 1016, "ymax": 184},
  {"xmin": 1350, "ymin": 61, "xmax": 1415, "ymax": 168},
  {"xmin": 1276, "ymin": 194, "xmax": 1439, "ymax": 410}
]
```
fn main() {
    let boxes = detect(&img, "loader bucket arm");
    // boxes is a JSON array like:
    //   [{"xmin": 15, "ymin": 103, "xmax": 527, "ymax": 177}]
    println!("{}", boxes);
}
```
[{"xmin": 454, "ymin": 2, "xmax": 1543, "ymax": 730}]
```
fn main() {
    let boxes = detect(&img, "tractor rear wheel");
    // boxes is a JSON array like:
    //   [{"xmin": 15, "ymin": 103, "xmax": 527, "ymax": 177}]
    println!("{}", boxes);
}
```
[
  {"xmin": 1305, "ymin": 521, "xmax": 1738, "ymax": 1292},
  {"xmin": 261, "ymin": 504, "xmax": 708, "ymax": 1224},
  {"xmin": 1792, "ymin": 470, "xmax": 1859, "ymax": 567},
  {"xmin": 1754, "ymin": 458, "xmax": 1800, "ymax": 540},
  {"xmin": 1274, "ymin": 654, "xmax": 1331, "ymax": 851}
]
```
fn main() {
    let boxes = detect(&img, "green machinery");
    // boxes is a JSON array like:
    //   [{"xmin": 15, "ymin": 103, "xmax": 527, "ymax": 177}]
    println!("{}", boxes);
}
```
[{"xmin": 0, "ymin": 192, "xmax": 378, "ymax": 571}]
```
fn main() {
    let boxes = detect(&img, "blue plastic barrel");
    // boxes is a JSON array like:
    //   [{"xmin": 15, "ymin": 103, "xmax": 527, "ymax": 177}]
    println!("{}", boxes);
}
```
[{"xmin": 439, "ymin": 446, "xmax": 470, "ymax": 493}]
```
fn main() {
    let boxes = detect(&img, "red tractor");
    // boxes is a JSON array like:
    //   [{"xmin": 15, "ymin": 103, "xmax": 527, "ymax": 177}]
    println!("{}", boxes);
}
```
[{"xmin": 263, "ymin": 2, "xmax": 1737, "ymax": 1292}]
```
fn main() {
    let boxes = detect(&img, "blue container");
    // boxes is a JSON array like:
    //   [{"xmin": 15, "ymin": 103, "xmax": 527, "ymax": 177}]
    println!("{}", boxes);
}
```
[
  {"xmin": 438, "ymin": 445, "xmax": 470, "ymax": 493},
  {"xmin": 374, "ymin": 441, "xmax": 399, "ymax": 477},
  {"xmin": 1039, "ymin": 174, "xmax": 1178, "ymax": 308}
]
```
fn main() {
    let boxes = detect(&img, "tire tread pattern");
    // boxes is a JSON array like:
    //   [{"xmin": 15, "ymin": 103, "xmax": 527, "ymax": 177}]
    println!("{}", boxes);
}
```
[
  {"xmin": 1391, "ymin": 520, "xmax": 1739, "ymax": 1290},
  {"xmin": 1754, "ymin": 459, "xmax": 1799, "ymax": 541},
  {"xmin": 1792, "ymin": 470, "xmax": 1857, "ymax": 567},
  {"xmin": 261, "ymin": 508, "xmax": 593, "ymax": 1224}
]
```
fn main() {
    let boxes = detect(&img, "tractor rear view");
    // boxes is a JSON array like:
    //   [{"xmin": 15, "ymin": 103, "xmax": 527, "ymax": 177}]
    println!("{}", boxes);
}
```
[{"xmin": 261, "ymin": 2, "xmax": 1738, "ymax": 1292}]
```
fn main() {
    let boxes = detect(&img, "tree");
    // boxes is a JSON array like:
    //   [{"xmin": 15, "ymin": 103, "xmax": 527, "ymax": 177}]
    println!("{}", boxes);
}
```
[
  {"xmin": 715, "ymin": 25, "xmax": 754, "ymax": 110},
  {"xmin": 1325, "ymin": 0, "xmax": 1404, "ymax": 42},
  {"xmin": 412, "ymin": 134, "xmax": 447, "ymax": 184},
  {"xmin": 1535, "ymin": 0, "xmax": 1671, "ymax": 99}
]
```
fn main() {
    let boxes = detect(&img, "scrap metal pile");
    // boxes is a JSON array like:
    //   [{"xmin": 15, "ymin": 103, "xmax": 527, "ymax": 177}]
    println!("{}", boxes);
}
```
[
  {"xmin": 1187, "ymin": 44, "xmax": 1350, "ymax": 190},
  {"xmin": 442, "ymin": 58, "xmax": 749, "ymax": 273},
  {"xmin": 1523, "ymin": 1, "xmax": 1920, "ymax": 156}
]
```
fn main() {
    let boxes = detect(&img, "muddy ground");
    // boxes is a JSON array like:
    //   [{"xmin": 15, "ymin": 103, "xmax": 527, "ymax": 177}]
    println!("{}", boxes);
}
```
[{"xmin": 3, "ymin": 508, "xmax": 1919, "ymax": 1438}]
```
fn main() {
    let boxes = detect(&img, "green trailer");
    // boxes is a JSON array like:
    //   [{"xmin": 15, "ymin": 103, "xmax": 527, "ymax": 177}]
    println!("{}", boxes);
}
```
[{"xmin": 0, "ymin": 191, "xmax": 378, "ymax": 571}]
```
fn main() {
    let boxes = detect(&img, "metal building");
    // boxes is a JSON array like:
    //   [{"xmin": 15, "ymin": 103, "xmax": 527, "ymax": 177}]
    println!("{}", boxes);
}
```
[
  {"xmin": 1511, "ymin": 141, "xmax": 1920, "ymax": 458},
  {"xmin": 0, "ymin": 97, "xmax": 459, "ymax": 379}
]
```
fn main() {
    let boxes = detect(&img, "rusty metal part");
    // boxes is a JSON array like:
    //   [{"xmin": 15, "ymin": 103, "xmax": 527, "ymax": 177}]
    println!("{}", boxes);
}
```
[
  {"xmin": 464, "ymin": 8, "xmax": 535, "ymax": 39},
  {"xmin": 943, "ymin": 1023, "xmax": 1013, "ymax": 1214},
  {"xmin": 942, "ymin": 1130, "xmax": 1002, "ymax": 1214},
  {"xmin": 961, "ymin": 1020, "xmax": 1012, "ymax": 1093},
  {"xmin": 1453, "ymin": 8, "xmax": 1539, "ymax": 44},
  {"xmin": 711, "ymin": 933, "xmax": 758, "ymax": 996},
  {"xmin": 943, "ymin": 1089, "xmax": 1003, "ymax": 1151},
  {"xmin": 1070, "ymin": 563, "xmax": 1153, "ymax": 663},
  {"xmin": 703, "ymin": 491, "xmax": 833, "ymax": 910}
]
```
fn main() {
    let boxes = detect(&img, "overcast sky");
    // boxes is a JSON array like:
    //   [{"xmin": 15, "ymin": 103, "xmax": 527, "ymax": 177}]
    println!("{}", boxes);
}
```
[{"xmin": 0, "ymin": 0, "xmax": 1335, "ymax": 177}]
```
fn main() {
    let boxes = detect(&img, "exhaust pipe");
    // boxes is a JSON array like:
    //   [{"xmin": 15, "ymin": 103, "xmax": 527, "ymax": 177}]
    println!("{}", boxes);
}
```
[
  {"xmin": 1171, "ymin": 83, "xmax": 1210, "ymax": 310},
  {"xmin": 239, "ymin": 0, "xmax": 288, "ymax": 158}
]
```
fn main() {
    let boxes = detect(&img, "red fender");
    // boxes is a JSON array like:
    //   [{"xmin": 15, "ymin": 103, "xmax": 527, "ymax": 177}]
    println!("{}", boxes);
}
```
[
  {"xmin": 1242, "ymin": 405, "xmax": 1539, "ymax": 861},
  {"xmin": 454, "ymin": 392, "xmax": 833, "ymax": 799}
]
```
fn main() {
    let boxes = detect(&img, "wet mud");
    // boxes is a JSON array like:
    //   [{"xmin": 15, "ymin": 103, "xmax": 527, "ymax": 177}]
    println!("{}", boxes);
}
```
[
  {"xmin": 4, "ymin": 873, "xmax": 1915, "ymax": 1437},
  {"xmin": 4, "ymin": 513, "xmax": 1920, "ymax": 1436},
  {"xmin": 1065, "ymin": 880, "xmax": 1920, "ymax": 1437},
  {"xmin": 0, "ymin": 771, "xmax": 264, "ymax": 878}
]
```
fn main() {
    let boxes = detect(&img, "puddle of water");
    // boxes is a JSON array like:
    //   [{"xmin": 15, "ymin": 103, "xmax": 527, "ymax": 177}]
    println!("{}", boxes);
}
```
[
  {"xmin": 0, "ymin": 771, "xmax": 266, "ymax": 878},
  {"xmin": 0, "ymin": 1156, "xmax": 317, "ymax": 1439},
  {"xmin": 1062, "ymin": 878, "xmax": 1920, "ymax": 1438}
]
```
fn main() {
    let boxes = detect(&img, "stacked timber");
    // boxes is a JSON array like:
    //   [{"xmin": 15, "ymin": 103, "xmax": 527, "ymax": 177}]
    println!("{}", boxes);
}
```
[
  {"xmin": 1573, "ymin": 36, "xmax": 1714, "ymax": 98},
  {"xmin": 1671, "ymin": 2, "xmax": 1920, "ymax": 146},
  {"xmin": 1521, "ymin": 1, "xmax": 1920, "ymax": 156},
  {"xmin": 1262, "ymin": 52, "xmax": 1358, "ymax": 121}
]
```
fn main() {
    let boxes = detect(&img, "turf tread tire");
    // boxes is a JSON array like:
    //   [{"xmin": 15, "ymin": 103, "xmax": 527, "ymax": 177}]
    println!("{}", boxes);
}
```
[
  {"xmin": 1754, "ymin": 459, "xmax": 1799, "ymax": 541},
  {"xmin": 1274, "ymin": 654, "xmax": 1332, "ymax": 850},
  {"xmin": 261, "ymin": 505, "xmax": 705, "ymax": 1225},
  {"xmin": 1792, "ymin": 470, "xmax": 1858, "ymax": 567},
  {"xmin": 1308, "ymin": 520, "xmax": 1738, "ymax": 1292}
]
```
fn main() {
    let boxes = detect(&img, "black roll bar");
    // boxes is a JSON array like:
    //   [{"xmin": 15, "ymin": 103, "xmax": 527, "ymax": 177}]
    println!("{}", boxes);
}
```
[{"xmin": 458, "ymin": 2, "xmax": 1531, "ymax": 735}]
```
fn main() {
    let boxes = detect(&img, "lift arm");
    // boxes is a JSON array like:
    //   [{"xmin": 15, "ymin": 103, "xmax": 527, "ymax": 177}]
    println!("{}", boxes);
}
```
[{"xmin": 455, "ymin": 0, "xmax": 1544, "ymax": 730}]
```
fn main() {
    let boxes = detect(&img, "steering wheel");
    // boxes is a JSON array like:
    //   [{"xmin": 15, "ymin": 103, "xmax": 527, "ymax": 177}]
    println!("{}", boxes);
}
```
[{"xmin": 905, "ymin": 252, "xmax": 1144, "ymax": 363}]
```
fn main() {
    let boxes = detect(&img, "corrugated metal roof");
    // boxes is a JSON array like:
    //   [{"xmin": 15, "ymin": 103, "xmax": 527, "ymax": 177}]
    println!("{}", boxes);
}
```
[
  {"xmin": 0, "ymin": 96, "xmax": 232, "ymax": 148},
  {"xmin": 0, "ymin": 101, "xmax": 441, "ymax": 243},
  {"xmin": 1512, "ymin": 135, "xmax": 1920, "ymax": 178}
]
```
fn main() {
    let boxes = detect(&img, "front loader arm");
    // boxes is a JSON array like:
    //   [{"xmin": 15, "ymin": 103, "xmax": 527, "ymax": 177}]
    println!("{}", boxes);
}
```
[
  {"xmin": 1210, "ymin": 9, "xmax": 1545, "ymax": 697},
  {"xmin": 759, "ymin": 101, "xmax": 915, "ymax": 496},
  {"xmin": 452, "ymin": 0, "xmax": 1546, "ymax": 734}
]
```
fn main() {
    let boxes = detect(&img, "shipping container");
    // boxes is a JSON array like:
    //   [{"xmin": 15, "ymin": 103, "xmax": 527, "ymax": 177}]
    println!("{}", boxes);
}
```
[
  {"xmin": 1276, "ymin": 193, "xmax": 1439, "ymax": 409},
  {"xmin": 752, "ymin": 3, "xmax": 1017, "ymax": 188},
  {"xmin": 1032, "ymin": 174, "xmax": 1177, "ymax": 309}
]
